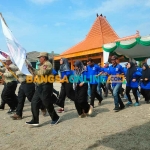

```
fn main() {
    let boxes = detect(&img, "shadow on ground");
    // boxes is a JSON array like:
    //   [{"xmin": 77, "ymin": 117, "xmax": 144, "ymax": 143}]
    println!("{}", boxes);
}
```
[
  {"xmin": 92, "ymin": 108, "xmax": 110, "ymax": 117},
  {"xmin": 86, "ymin": 121, "xmax": 150, "ymax": 150}
]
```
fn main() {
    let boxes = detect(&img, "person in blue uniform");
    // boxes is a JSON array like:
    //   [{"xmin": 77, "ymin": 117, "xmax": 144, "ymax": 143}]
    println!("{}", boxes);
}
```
[
  {"xmin": 125, "ymin": 62, "xmax": 142, "ymax": 106},
  {"xmin": 74, "ymin": 60, "xmax": 93, "ymax": 117},
  {"xmin": 108, "ymin": 55, "xmax": 125, "ymax": 112},
  {"xmin": 86, "ymin": 58, "xmax": 103, "ymax": 107},
  {"xmin": 140, "ymin": 63, "xmax": 150, "ymax": 104}
]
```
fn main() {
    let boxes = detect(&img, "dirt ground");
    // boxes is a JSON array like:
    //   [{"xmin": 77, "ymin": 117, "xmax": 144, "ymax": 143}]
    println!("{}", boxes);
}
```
[{"xmin": 0, "ymin": 83, "xmax": 150, "ymax": 150}]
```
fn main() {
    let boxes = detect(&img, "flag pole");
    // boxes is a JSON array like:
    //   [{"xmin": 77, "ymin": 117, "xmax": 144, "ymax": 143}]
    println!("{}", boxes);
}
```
[
  {"xmin": 0, "ymin": 13, "xmax": 9, "ymax": 27},
  {"xmin": 25, "ymin": 59, "xmax": 35, "ymax": 76},
  {"xmin": 0, "ymin": 59, "xmax": 20, "ymax": 82}
]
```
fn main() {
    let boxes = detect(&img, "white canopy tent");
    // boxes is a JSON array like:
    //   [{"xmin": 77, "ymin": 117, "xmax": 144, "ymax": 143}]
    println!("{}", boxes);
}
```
[{"xmin": 102, "ymin": 35, "xmax": 150, "ymax": 61}]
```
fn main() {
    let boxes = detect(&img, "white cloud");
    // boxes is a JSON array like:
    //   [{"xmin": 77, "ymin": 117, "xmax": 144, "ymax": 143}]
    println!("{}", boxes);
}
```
[
  {"xmin": 54, "ymin": 22, "xmax": 66, "ymax": 26},
  {"xmin": 29, "ymin": 0, "xmax": 56, "ymax": 4}
]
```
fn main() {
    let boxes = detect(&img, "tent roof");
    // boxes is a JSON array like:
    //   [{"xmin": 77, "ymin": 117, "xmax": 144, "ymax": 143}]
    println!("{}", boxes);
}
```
[{"xmin": 103, "ymin": 33, "xmax": 150, "ymax": 61}]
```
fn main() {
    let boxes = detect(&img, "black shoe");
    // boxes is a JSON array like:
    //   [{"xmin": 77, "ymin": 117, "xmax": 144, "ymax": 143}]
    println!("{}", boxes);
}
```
[
  {"xmin": 51, "ymin": 117, "xmax": 60, "ymax": 125},
  {"xmin": 113, "ymin": 107, "xmax": 120, "ymax": 112},
  {"xmin": 7, "ymin": 109, "xmax": 16, "ymax": 114},
  {"xmin": 25, "ymin": 120, "xmax": 39, "ymax": 126},
  {"xmin": 0, "ymin": 105, "xmax": 4, "ymax": 110},
  {"xmin": 120, "ymin": 105, "xmax": 125, "ymax": 110}
]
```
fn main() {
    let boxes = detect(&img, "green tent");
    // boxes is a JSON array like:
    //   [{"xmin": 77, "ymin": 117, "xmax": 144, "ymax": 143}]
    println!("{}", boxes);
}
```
[{"xmin": 102, "ymin": 36, "xmax": 150, "ymax": 61}]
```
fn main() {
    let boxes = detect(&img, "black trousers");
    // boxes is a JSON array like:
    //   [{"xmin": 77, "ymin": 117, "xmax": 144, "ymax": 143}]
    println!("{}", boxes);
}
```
[
  {"xmin": 1, "ymin": 81, "xmax": 18, "ymax": 109},
  {"xmin": 16, "ymin": 82, "xmax": 35, "ymax": 117},
  {"xmin": 141, "ymin": 88, "xmax": 150, "ymax": 102},
  {"xmin": 74, "ymin": 84, "xmax": 90, "ymax": 115},
  {"xmin": 126, "ymin": 86, "xmax": 138, "ymax": 103},
  {"xmin": 53, "ymin": 88, "xmax": 59, "ymax": 95},
  {"xmin": 57, "ymin": 83, "xmax": 75, "ymax": 108},
  {"xmin": 31, "ymin": 83, "xmax": 59, "ymax": 123},
  {"xmin": 90, "ymin": 84, "xmax": 103, "ymax": 107}
]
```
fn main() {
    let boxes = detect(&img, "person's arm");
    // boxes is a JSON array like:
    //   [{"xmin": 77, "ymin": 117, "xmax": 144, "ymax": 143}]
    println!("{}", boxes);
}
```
[
  {"xmin": 132, "ymin": 71, "xmax": 142, "ymax": 82},
  {"xmin": 9, "ymin": 64, "xmax": 18, "ymax": 72},
  {"xmin": 0, "ymin": 67, "xmax": 5, "ymax": 73},
  {"xmin": 119, "ymin": 65, "xmax": 124, "ymax": 75},
  {"xmin": 34, "ymin": 62, "xmax": 52, "ymax": 76},
  {"xmin": 96, "ymin": 66, "xmax": 103, "ymax": 76}
]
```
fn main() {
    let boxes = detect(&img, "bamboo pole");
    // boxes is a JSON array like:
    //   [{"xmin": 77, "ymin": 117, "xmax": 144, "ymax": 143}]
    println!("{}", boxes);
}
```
[{"xmin": 0, "ymin": 59, "xmax": 19, "ymax": 81}]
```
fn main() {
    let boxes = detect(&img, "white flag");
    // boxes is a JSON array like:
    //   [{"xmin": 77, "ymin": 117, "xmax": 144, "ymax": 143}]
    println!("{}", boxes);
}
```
[{"xmin": 0, "ymin": 14, "xmax": 31, "ymax": 75}]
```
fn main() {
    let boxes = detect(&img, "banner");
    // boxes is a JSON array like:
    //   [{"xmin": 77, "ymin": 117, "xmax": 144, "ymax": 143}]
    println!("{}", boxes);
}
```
[{"xmin": 0, "ymin": 14, "xmax": 31, "ymax": 75}]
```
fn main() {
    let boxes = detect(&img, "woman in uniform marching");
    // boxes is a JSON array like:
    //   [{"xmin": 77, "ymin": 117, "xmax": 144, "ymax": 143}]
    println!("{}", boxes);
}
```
[
  {"xmin": 74, "ymin": 60, "xmax": 93, "ymax": 117},
  {"xmin": 140, "ymin": 63, "xmax": 150, "ymax": 103}
]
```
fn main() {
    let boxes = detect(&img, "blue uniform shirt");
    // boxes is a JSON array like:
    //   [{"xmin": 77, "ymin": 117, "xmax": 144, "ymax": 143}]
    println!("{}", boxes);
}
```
[
  {"xmin": 126, "ymin": 71, "xmax": 142, "ymax": 88},
  {"xmin": 123, "ymin": 67, "xmax": 127, "ymax": 75},
  {"xmin": 109, "ymin": 64, "xmax": 124, "ymax": 87},
  {"xmin": 102, "ymin": 67, "xmax": 109, "ymax": 83},
  {"xmin": 60, "ymin": 70, "xmax": 73, "ymax": 79},
  {"xmin": 87, "ymin": 64, "xmax": 102, "ymax": 84},
  {"xmin": 52, "ymin": 69, "xmax": 57, "ymax": 76},
  {"xmin": 141, "ymin": 81, "xmax": 150, "ymax": 89}
]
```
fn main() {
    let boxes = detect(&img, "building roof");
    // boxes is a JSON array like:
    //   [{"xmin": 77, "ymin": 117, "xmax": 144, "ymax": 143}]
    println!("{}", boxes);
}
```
[
  {"xmin": 60, "ymin": 15, "xmax": 119, "ymax": 56},
  {"xmin": 27, "ymin": 51, "xmax": 59, "ymax": 62}
]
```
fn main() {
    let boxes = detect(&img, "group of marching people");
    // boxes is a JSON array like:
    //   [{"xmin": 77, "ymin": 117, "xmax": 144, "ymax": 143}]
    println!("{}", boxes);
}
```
[{"xmin": 0, "ymin": 52, "xmax": 150, "ymax": 127}]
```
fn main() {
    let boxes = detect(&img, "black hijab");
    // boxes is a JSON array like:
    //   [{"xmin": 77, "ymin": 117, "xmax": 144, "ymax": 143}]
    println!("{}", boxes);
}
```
[
  {"xmin": 60, "ymin": 58, "xmax": 70, "ymax": 72},
  {"xmin": 126, "ymin": 62, "xmax": 137, "ymax": 83},
  {"xmin": 74, "ymin": 60, "xmax": 85, "ymax": 75},
  {"xmin": 141, "ymin": 63, "xmax": 150, "ymax": 85}
]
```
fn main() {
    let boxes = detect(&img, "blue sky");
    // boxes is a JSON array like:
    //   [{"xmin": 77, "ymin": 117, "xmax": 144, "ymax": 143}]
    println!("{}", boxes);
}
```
[{"xmin": 0, "ymin": 0, "xmax": 150, "ymax": 62}]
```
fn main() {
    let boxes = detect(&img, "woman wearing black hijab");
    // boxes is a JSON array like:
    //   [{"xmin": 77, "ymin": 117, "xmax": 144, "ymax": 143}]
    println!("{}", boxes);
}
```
[
  {"xmin": 57, "ymin": 58, "xmax": 75, "ymax": 113},
  {"xmin": 140, "ymin": 63, "xmax": 150, "ymax": 103},
  {"xmin": 74, "ymin": 60, "xmax": 93, "ymax": 117},
  {"xmin": 125, "ymin": 62, "xmax": 142, "ymax": 106}
]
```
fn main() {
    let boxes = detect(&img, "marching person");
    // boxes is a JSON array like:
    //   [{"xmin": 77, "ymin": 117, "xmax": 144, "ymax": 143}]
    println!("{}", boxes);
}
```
[
  {"xmin": 87, "ymin": 58, "xmax": 103, "ymax": 107},
  {"xmin": 57, "ymin": 58, "xmax": 75, "ymax": 113},
  {"xmin": 108, "ymin": 55, "xmax": 125, "ymax": 112},
  {"xmin": 140, "ymin": 63, "xmax": 150, "ymax": 104},
  {"xmin": 26, "ymin": 52, "xmax": 60, "ymax": 126},
  {"xmin": 125, "ymin": 62, "xmax": 142, "ymax": 106},
  {"xmin": 0, "ymin": 56, "xmax": 18, "ymax": 113},
  {"xmin": 74, "ymin": 60, "xmax": 93, "ymax": 118},
  {"xmin": 11, "ymin": 60, "xmax": 36, "ymax": 120}
]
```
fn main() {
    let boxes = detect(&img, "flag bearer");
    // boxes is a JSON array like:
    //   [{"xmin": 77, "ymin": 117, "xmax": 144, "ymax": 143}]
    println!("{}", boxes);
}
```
[
  {"xmin": 0, "ymin": 56, "xmax": 18, "ymax": 113},
  {"xmin": 26, "ymin": 52, "xmax": 60, "ymax": 126}
]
